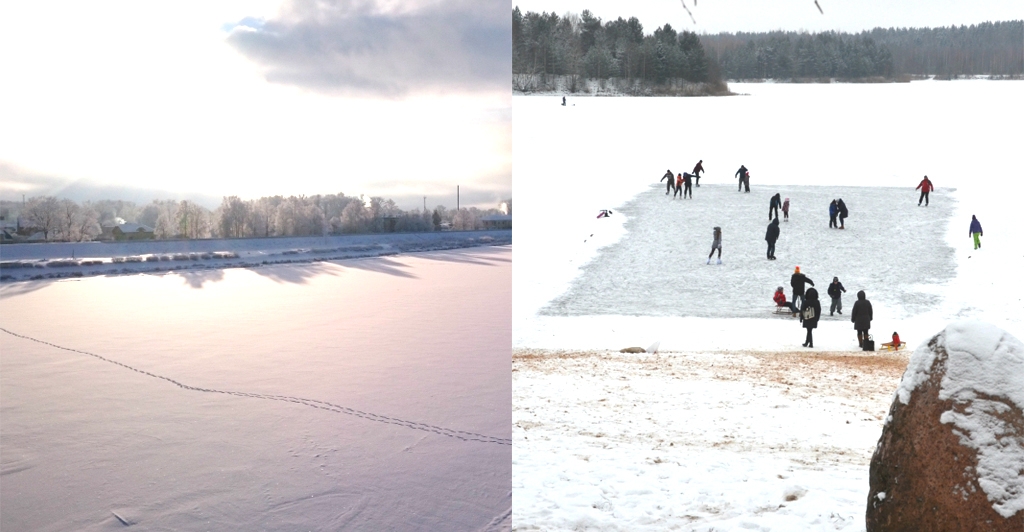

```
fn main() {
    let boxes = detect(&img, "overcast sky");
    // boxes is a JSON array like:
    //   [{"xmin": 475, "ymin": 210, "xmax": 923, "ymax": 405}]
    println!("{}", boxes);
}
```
[
  {"xmin": 0, "ymin": 0, "xmax": 511, "ymax": 210},
  {"xmin": 513, "ymin": 0, "xmax": 1023, "ymax": 34}
]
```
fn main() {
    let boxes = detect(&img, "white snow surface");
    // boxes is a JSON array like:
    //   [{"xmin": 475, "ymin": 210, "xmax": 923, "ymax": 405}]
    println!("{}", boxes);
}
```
[
  {"xmin": 513, "ymin": 80, "xmax": 1023, "ymax": 531},
  {"xmin": 897, "ymin": 321, "xmax": 1024, "ymax": 518},
  {"xmin": 1, "ymin": 246, "xmax": 511, "ymax": 531},
  {"xmin": 0, "ymin": 230, "xmax": 511, "ymax": 283}
]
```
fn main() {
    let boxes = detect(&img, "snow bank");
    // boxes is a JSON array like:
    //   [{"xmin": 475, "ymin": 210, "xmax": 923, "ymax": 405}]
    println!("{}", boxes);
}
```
[
  {"xmin": 896, "ymin": 321, "xmax": 1024, "ymax": 518},
  {"xmin": 0, "ymin": 230, "xmax": 511, "ymax": 283}
]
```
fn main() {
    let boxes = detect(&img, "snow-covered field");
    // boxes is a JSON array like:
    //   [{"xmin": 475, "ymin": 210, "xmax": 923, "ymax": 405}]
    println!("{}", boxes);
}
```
[
  {"xmin": 0, "ymin": 230, "xmax": 511, "ymax": 283},
  {"xmin": 512, "ymin": 80, "xmax": 1023, "ymax": 531},
  {"xmin": 1, "ymin": 245, "xmax": 511, "ymax": 531}
]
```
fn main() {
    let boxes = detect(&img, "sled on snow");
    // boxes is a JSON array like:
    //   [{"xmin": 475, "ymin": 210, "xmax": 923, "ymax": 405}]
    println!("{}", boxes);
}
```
[
  {"xmin": 879, "ymin": 341, "xmax": 907, "ymax": 351},
  {"xmin": 773, "ymin": 305, "xmax": 798, "ymax": 317}
]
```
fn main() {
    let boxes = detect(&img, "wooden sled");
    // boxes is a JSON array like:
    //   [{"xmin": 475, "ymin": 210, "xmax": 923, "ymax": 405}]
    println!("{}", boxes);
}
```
[
  {"xmin": 879, "ymin": 342, "xmax": 907, "ymax": 351},
  {"xmin": 773, "ymin": 305, "xmax": 798, "ymax": 317}
]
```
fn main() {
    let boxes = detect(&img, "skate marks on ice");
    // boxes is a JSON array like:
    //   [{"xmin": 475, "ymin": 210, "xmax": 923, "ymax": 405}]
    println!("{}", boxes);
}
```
[
  {"xmin": 541, "ymin": 185, "xmax": 955, "ymax": 319},
  {"xmin": 0, "ymin": 327, "xmax": 510, "ymax": 446}
]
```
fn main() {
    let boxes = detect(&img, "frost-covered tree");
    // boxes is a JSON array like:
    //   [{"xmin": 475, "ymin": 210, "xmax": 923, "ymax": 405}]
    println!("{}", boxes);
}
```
[
  {"xmin": 340, "ymin": 199, "xmax": 368, "ymax": 233},
  {"xmin": 217, "ymin": 196, "xmax": 249, "ymax": 238},
  {"xmin": 24, "ymin": 196, "xmax": 60, "ymax": 240}
]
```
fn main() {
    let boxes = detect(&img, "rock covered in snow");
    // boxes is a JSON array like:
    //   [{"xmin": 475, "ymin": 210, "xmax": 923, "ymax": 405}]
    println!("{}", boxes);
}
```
[{"xmin": 866, "ymin": 321, "xmax": 1024, "ymax": 531}]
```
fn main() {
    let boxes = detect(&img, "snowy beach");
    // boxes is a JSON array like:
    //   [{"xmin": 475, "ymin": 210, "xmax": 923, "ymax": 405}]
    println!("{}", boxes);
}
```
[
  {"xmin": 1, "ymin": 245, "xmax": 511, "ymax": 531},
  {"xmin": 512, "ymin": 80, "xmax": 1024, "ymax": 530}
]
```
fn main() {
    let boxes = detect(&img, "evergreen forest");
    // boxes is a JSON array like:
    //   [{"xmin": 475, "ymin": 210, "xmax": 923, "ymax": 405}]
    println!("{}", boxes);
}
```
[{"xmin": 513, "ymin": 8, "xmax": 1023, "ymax": 89}]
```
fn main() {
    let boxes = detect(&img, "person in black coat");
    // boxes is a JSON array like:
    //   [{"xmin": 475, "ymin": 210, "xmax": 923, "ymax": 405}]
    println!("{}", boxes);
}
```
[
  {"xmin": 735, "ymin": 165, "xmax": 749, "ymax": 192},
  {"xmin": 851, "ymin": 290, "xmax": 873, "ymax": 348},
  {"xmin": 790, "ymin": 266, "xmax": 814, "ymax": 308},
  {"xmin": 765, "ymin": 217, "xmax": 780, "ymax": 260},
  {"xmin": 827, "ymin": 276, "xmax": 846, "ymax": 316},
  {"xmin": 837, "ymin": 199, "xmax": 849, "ymax": 229},
  {"xmin": 769, "ymin": 193, "xmax": 782, "ymax": 220},
  {"xmin": 799, "ymin": 287, "xmax": 822, "ymax": 348}
]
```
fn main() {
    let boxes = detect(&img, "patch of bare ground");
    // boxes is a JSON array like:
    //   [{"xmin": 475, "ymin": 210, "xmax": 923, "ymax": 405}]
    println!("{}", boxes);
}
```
[{"xmin": 514, "ymin": 348, "xmax": 909, "ymax": 405}]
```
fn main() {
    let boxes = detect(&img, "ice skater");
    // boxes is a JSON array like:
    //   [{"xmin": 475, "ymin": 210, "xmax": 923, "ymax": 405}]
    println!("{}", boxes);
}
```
[
  {"xmin": 782, "ymin": 197, "xmax": 790, "ymax": 221},
  {"xmin": 692, "ymin": 160, "xmax": 704, "ymax": 187},
  {"xmin": 769, "ymin": 193, "xmax": 782, "ymax": 220},
  {"xmin": 829, "ymin": 200, "xmax": 839, "ymax": 228},
  {"xmin": 851, "ymin": 290, "xmax": 873, "ymax": 348},
  {"xmin": 765, "ymin": 217, "xmax": 780, "ymax": 260},
  {"xmin": 561, "ymin": 96, "xmax": 566, "ymax": 106},
  {"xmin": 970, "ymin": 215, "xmax": 983, "ymax": 249},
  {"xmin": 707, "ymin": 226, "xmax": 722, "ymax": 264},
  {"xmin": 737, "ymin": 165, "xmax": 753, "ymax": 193},
  {"xmin": 682, "ymin": 172, "xmax": 694, "ymax": 198},
  {"xmin": 916, "ymin": 176, "xmax": 934, "ymax": 206},
  {"xmin": 673, "ymin": 173, "xmax": 684, "ymax": 198},
  {"xmin": 799, "ymin": 287, "xmax": 821, "ymax": 348},
  {"xmin": 827, "ymin": 276, "xmax": 846, "ymax": 316},
  {"xmin": 790, "ymin": 266, "xmax": 814, "ymax": 308},
  {"xmin": 837, "ymin": 199, "xmax": 848, "ymax": 229},
  {"xmin": 662, "ymin": 169, "xmax": 675, "ymax": 195}
]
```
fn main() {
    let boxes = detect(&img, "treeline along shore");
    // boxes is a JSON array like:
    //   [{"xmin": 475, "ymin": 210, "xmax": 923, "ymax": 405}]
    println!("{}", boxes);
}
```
[
  {"xmin": 513, "ymin": 8, "xmax": 1022, "ymax": 94},
  {"xmin": 0, "ymin": 193, "xmax": 511, "ymax": 243}
]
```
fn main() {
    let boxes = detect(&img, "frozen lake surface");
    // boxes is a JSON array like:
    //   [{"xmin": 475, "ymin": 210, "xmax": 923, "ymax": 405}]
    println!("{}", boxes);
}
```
[
  {"xmin": 1, "ymin": 246, "xmax": 511, "ymax": 531},
  {"xmin": 513, "ymin": 80, "xmax": 1023, "ymax": 531},
  {"xmin": 542, "ymin": 184, "xmax": 954, "ymax": 319}
]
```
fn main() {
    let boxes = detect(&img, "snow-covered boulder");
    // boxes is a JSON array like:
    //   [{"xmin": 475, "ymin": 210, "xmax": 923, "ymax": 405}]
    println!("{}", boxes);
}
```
[{"xmin": 866, "ymin": 321, "xmax": 1024, "ymax": 531}]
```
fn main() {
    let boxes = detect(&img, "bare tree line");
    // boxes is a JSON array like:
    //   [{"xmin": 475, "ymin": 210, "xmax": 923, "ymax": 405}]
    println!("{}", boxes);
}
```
[{"xmin": 2, "ymin": 193, "xmax": 510, "ymax": 242}]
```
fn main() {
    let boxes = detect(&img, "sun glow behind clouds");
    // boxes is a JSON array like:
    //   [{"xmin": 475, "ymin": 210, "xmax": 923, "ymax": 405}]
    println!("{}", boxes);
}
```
[{"xmin": 0, "ymin": 1, "xmax": 510, "ymax": 207}]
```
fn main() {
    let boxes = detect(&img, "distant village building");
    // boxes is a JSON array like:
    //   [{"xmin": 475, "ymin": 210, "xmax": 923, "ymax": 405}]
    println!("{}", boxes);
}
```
[
  {"xmin": 109, "ymin": 223, "xmax": 155, "ymax": 241},
  {"xmin": 481, "ymin": 214, "xmax": 512, "ymax": 230}
]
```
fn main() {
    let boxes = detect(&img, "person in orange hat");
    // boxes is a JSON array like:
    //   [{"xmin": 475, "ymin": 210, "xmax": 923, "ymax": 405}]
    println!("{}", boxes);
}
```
[{"xmin": 790, "ymin": 266, "xmax": 814, "ymax": 308}]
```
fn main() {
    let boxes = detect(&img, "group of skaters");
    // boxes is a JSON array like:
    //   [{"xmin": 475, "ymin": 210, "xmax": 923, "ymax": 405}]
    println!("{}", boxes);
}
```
[
  {"xmin": 828, "ymin": 199, "xmax": 849, "ymax": 229},
  {"xmin": 661, "ymin": 160, "xmax": 704, "ymax": 199},
  {"xmin": 651, "ymin": 165, "xmax": 986, "ymax": 348}
]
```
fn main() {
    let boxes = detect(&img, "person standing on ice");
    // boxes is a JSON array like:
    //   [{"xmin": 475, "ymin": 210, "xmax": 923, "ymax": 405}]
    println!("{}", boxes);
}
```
[
  {"xmin": 673, "ymin": 173, "xmax": 684, "ymax": 198},
  {"xmin": 969, "ymin": 215, "xmax": 983, "ymax": 249},
  {"xmin": 707, "ymin": 226, "xmax": 722, "ymax": 264},
  {"xmin": 837, "ymin": 199, "xmax": 849, "ymax": 229},
  {"xmin": 769, "ymin": 193, "xmax": 782, "ymax": 220},
  {"xmin": 827, "ymin": 276, "xmax": 846, "ymax": 316},
  {"xmin": 562, "ymin": 96, "xmax": 566, "ymax": 106},
  {"xmin": 682, "ymin": 172, "xmax": 694, "ymax": 198},
  {"xmin": 829, "ymin": 200, "xmax": 839, "ymax": 229},
  {"xmin": 799, "ymin": 287, "xmax": 821, "ymax": 348},
  {"xmin": 765, "ymin": 217, "xmax": 780, "ymax": 260},
  {"xmin": 782, "ymin": 197, "xmax": 790, "ymax": 221},
  {"xmin": 851, "ymin": 290, "xmax": 873, "ymax": 348},
  {"xmin": 692, "ymin": 160, "xmax": 704, "ymax": 187},
  {"xmin": 790, "ymin": 266, "xmax": 814, "ymax": 308},
  {"xmin": 916, "ymin": 176, "xmax": 934, "ymax": 206},
  {"xmin": 662, "ymin": 169, "xmax": 675, "ymax": 195},
  {"xmin": 735, "ymin": 165, "xmax": 750, "ymax": 192}
]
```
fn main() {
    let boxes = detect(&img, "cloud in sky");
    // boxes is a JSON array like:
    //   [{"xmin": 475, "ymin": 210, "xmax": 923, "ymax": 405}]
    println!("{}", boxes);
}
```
[{"xmin": 226, "ymin": 0, "xmax": 511, "ymax": 97}]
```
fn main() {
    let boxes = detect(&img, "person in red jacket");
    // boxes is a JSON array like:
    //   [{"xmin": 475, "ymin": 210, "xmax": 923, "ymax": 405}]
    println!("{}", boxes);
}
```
[
  {"xmin": 774, "ymin": 287, "xmax": 799, "ymax": 315},
  {"xmin": 882, "ymin": 331, "xmax": 902, "ymax": 350},
  {"xmin": 916, "ymin": 176, "xmax": 934, "ymax": 206}
]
